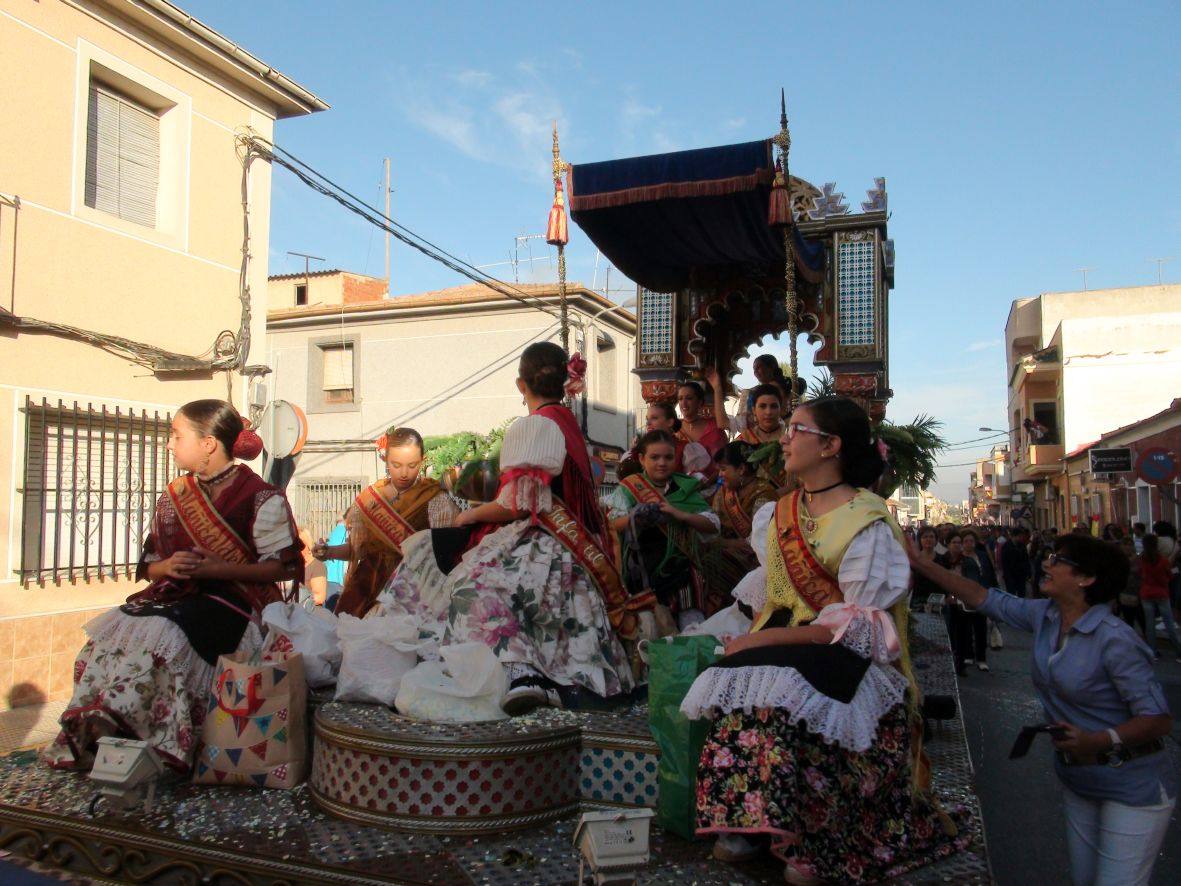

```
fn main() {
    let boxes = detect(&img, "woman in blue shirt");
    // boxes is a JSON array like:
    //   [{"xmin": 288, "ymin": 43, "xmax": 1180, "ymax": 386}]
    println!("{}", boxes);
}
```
[{"xmin": 910, "ymin": 533, "xmax": 1175, "ymax": 886}]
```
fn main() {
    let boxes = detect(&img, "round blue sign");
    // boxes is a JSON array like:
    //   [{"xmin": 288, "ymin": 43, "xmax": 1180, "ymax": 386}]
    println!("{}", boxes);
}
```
[{"xmin": 1135, "ymin": 447, "xmax": 1178, "ymax": 484}]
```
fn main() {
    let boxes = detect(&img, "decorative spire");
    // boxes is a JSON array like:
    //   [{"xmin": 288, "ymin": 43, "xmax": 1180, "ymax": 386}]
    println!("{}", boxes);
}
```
[{"xmin": 546, "ymin": 121, "xmax": 568, "ymax": 246}]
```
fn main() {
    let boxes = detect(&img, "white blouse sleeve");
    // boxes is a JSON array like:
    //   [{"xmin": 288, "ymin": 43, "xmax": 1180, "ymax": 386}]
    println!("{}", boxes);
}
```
[
  {"xmin": 495, "ymin": 415, "xmax": 565, "ymax": 515},
  {"xmin": 681, "ymin": 441, "xmax": 713, "ymax": 475},
  {"xmin": 814, "ymin": 521, "xmax": 910, "ymax": 662},
  {"xmin": 253, "ymin": 494, "xmax": 297, "ymax": 560},
  {"xmin": 749, "ymin": 500, "xmax": 777, "ymax": 568}
]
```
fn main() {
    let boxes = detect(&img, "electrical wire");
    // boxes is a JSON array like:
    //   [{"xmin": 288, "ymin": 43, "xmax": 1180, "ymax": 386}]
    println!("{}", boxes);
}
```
[{"xmin": 246, "ymin": 136, "xmax": 565, "ymax": 322}]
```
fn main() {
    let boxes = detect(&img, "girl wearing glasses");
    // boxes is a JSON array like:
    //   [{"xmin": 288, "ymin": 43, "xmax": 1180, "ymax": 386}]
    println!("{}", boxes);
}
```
[
  {"xmin": 682, "ymin": 397, "xmax": 961, "ymax": 883},
  {"xmin": 911, "ymin": 534, "xmax": 1175, "ymax": 886}
]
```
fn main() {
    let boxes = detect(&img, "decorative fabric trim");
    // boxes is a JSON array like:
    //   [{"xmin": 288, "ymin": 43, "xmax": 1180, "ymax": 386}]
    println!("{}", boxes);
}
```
[
  {"xmin": 569, "ymin": 168, "xmax": 775, "ymax": 212},
  {"xmin": 679, "ymin": 662, "xmax": 908, "ymax": 752}
]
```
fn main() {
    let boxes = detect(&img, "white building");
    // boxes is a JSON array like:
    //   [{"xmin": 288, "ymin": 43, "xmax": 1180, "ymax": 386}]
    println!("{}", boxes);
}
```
[
  {"xmin": 265, "ymin": 278, "xmax": 639, "ymax": 532},
  {"xmin": 1005, "ymin": 283, "xmax": 1181, "ymax": 528}
]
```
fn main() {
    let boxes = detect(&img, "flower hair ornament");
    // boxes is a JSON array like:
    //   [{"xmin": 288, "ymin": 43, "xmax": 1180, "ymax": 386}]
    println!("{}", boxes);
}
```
[
  {"xmin": 564, "ymin": 352, "xmax": 587, "ymax": 397},
  {"xmin": 232, "ymin": 418, "xmax": 264, "ymax": 460}
]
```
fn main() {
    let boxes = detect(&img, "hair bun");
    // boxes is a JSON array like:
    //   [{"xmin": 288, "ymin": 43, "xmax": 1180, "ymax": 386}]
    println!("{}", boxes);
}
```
[{"xmin": 233, "ymin": 427, "xmax": 263, "ymax": 460}]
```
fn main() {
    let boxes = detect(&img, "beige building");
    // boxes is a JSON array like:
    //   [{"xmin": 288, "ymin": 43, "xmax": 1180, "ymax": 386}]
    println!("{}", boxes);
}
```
[
  {"xmin": 0, "ymin": 0, "xmax": 325, "ymax": 709},
  {"xmin": 967, "ymin": 445, "xmax": 1011, "ymax": 524},
  {"xmin": 1005, "ymin": 284, "xmax": 1181, "ymax": 529},
  {"xmin": 265, "ymin": 278, "xmax": 640, "ymax": 535}
]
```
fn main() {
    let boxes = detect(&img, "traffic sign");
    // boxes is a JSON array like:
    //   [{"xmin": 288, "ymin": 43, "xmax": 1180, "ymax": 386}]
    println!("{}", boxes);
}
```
[
  {"xmin": 1089, "ymin": 447, "xmax": 1132, "ymax": 474},
  {"xmin": 1135, "ymin": 447, "xmax": 1178, "ymax": 485}
]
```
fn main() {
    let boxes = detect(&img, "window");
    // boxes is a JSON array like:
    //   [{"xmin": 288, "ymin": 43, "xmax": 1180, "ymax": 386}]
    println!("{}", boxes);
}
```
[
  {"xmin": 289, "ymin": 478, "xmax": 364, "ymax": 541},
  {"xmin": 295, "ymin": 284, "xmax": 308, "ymax": 306},
  {"xmin": 596, "ymin": 332, "xmax": 616, "ymax": 410},
  {"xmin": 322, "ymin": 344, "xmax": 354, "ymax": 403},
  {"xmin": 84, "ymin": 83, "xmax": 160, "ymax": 228},
  {"xmin": 19, "ymin": 398, "xmax": 176, "ymax": 585},
  {"xmin": 1135, "ymin": 484, "xmax": 1151, "ymax": 524},
  {"xmin": 1030, "ymin": 401, "xmax": 1059, "ymax": 445}
]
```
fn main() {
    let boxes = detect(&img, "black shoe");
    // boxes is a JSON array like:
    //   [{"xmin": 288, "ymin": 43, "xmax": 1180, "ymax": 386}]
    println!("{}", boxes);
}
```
[{"xmin": 502, "ymin": 676, "xmax": 562, "ymax": 716}]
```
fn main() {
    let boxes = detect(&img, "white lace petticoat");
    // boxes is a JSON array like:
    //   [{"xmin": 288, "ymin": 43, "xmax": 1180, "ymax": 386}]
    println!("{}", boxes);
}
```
[{"xmin": 679, "ymin": 660, "xmax": 909, "ymax": 752}]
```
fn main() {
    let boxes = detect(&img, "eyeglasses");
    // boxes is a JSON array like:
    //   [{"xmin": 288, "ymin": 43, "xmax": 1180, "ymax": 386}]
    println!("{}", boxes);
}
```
[
  {"xmin": 786, "ymin": 422, "xmax": 831, "ymax": 440},
  {"xmin": 1044, "ymin": 552, "xmax": 1081, "ymax": 569}
]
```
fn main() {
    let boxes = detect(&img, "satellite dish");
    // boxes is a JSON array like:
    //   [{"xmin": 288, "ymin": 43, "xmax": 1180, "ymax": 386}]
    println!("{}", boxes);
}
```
[{"xmin": 257, "ymin": 400, "xmax": 308, "ymax": 459}]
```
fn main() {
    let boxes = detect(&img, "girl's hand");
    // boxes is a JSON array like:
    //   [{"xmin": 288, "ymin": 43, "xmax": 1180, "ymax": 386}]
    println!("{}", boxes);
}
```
[
  {"xmin": 188, "ymin": 548, "xmax": 228, "ymax": 579},
  {"xmin": 453, "ymin": 508, "xmax": 478, "ymax": 528},
  {"xmin": 1050, "ymin": 723, "xmax": 1106, "ymax": 756},
  {"xmin": 311, "ymin": 538, "xmax": 330, "ymax": 560},
  {"xmin": 723, "ymin": 632, "xmax": 764, "ymax": 656},
  {"xmin": 658, "ymin": 502, "xmax": 683, "ymax": 521},
  {"xmin": 703, "ymin": 366, "xmax": 721, "ymax": 389},
  {"xmin": 159, "ymin": 551, "xmax": 201, "ymax": 580}
]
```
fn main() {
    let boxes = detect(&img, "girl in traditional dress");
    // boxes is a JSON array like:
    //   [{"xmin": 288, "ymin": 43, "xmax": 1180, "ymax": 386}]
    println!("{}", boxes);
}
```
[
  {"xmin": 384, "ymin": 343, "xmax": 634, "ymax": 715},
  {"xmin": 675, "ymin": 381, "xmax": 728, "ymax": 458},
  {"xmin": 706, "ymin": 366, "xmax": 789, "ymax": 490},
  {"xmin": 44, "ymin": 400, "xmax": 302, "ymax": 773},
  {"xmin": 698, "ymin": 441, "xmax": 778, "ymax": 616},
  {"xmin": 681, "ymin": 397, "xmax": 961, "ymax": 884},
  {"xmin": 313, "ymin": 427, "xmax": 457, "ymax": 617},
  {"xmin": 622, "ymin": 401, "xmax": 712, "ymax": 480},
  {"xmin": 607, "ymin": 430, "xmax": 720, "ymax": 631}
]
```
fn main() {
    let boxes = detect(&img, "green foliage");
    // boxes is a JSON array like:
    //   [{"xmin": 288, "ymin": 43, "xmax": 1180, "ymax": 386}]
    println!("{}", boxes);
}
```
[
  {"xmin": 806, "ymin": 369, "xmax": 836, "ymax": 400},
  {"xmin": 877, "ymin": 414, "xmax": 947, "ymax": 498},
  {"xmin": 422, "ymin": 421, "xmax": 512, "ymax": 481}
]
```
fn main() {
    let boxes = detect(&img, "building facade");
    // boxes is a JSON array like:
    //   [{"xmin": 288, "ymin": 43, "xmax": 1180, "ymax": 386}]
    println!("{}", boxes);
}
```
[
  {"xmin": 1004, "ymin": 284, "xmax": 1181, "ymax": 530},
  {"xmin": 265, "ymin": 280, "xmax": 639, "ymax": 535},
  {"xmin": 968, "ymin": 445, "xmax": 1012, "ymax": 524},
  {"xmin": 0, "ymin": 0, "xmax": 324, "ymax": 709}
]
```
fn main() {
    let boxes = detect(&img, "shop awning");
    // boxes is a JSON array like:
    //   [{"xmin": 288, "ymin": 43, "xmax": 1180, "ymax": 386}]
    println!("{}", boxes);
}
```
[{"xmin": 568, "ymin": 138, "xmax": 825, "ymax": 293}]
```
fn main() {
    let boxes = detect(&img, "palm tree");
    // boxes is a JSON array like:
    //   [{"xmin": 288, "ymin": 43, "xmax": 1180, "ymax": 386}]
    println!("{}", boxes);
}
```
[
  {"xmin": 876, "ymin": 414, "xmax": 947, "ymax": 498},
  {"xmin": 806, "ymin": 369, "xmax": 836, "ymax": 400}
]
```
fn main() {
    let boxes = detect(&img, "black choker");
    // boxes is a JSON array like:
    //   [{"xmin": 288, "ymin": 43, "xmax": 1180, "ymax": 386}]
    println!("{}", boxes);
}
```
[
  {"xmin": 197, "ymin": 463, "xmax": 237, "ymax": 485},
  {"xmin": 804, "ymin": 481, "xmax": 845, "ymax": 496}
]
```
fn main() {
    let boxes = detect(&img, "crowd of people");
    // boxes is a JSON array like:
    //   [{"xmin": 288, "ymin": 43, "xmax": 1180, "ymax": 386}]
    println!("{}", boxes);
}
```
[{"xmin": 39, "ymin": 345, "xmax": 1175, "ymax": 884}]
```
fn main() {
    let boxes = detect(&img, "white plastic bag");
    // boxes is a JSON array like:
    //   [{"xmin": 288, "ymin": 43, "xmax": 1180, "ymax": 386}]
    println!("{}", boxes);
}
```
[
  {"xmin": 334, "ymin": 613, "xmax": 424, "ymax": 705},
  {"xmin": 395, "ymin": 642, "xmax": 508, "ymax": 723},
  {"xmin": 261, "ymin": 601, "xmax": 341, "ymax": 689},
  {"xmin": 681, "ymin": 603, "xmax": 751, "ymax": 642}
]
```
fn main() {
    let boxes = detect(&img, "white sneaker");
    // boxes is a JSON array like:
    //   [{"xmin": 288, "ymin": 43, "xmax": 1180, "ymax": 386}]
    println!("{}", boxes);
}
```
[
  {"xmin": 502, "ymin": 679, "xmax": 562, "ymax": 716},
  {"xmin": 977, "ymin": 662, "xmax": 990, "ymax": 672}
]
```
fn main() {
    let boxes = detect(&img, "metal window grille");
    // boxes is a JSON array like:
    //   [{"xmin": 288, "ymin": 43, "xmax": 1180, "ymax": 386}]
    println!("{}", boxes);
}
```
[
  {"xmin": 19, "ymin": 398, "xmax": 175, "ymax": 585},
  {"xmin": 289, "ymin": 478, "xmax": 363, "ymax": 542}
]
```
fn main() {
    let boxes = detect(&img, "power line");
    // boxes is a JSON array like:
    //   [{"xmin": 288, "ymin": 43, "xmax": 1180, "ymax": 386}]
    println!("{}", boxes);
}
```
[{"xmin": 249, "ymin": 137, "xmax": 564, "ymax": 322}]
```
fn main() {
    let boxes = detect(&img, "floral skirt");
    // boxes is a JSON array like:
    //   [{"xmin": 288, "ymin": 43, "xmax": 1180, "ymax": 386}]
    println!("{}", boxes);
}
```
[
  {"xmin": 384, "ymin": 520, "xmax": 635, "ymax": 698},
  {"xmin": 43, "ymin": 610, "xmax": 261, "ymax": 772},
  {"xmin": 696, "ymin": 705, "xmax": 964, "ymax": 882}
]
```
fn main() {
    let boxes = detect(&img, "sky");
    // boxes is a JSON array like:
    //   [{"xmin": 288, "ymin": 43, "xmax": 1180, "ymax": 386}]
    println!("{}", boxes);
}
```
[{"xmin": 186, "ymin": 0, "xmax": 1180, "ymax": 502}]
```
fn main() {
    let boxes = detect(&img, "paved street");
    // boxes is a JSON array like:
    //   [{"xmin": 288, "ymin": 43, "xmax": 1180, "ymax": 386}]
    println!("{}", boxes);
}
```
[{"xmin": 959, "ymin": 623, "xmax": 1181, "ymax": 885}]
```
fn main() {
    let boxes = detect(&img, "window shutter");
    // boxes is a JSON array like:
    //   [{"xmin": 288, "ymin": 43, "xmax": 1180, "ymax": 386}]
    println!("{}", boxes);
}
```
[
  {"xmin": 84, "ymin": 84, "xmax": 159, "ymax": 228},
  {"xmin": 322, "ymin": 345, "xmax": 354, "ymax": 391}
]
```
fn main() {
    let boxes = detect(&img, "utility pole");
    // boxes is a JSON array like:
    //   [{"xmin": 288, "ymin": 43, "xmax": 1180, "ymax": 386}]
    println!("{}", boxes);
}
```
[
  {"xmin": 384, "ymin": 158, "xmax": 391, "ymax": 287},
  {"xmin": 1076, "ymin": 267, "xmax": 1094, "ymax": 291},
  {"xmin": 286, "ymin": 250, "xmax": 325, "ymax": 292},
  {"xmin": 1147, "ymin": 257, "xmax": 1173, "ymax": 284}
]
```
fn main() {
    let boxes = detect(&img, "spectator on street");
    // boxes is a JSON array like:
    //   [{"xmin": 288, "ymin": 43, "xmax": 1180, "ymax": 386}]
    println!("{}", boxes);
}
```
[
  {"xmin": 1029, "ymin": 534, "xmax": 1049, "ymax": 598},
  {"xmin": 1103, "ymin": 523, "xmax": 1125, "ymax": 542},
  {"xmin": 1150, "ymin": 520, "xmax": 1179, "ymax": 612},
  {"xmin": 1139, "ymin": 534, "xmax": 1181, "ymax": 661},
  {"xmin": 1117, "ymin": 537, "xmax": 1146, "ymax": 639},
  {"xmin": 910, "ymin": 534, "xmax": 1176, "ymax": 886},
  {"xmin": 911, "ymin": 525, "xmax": 942, "ymax": 604},
  {"xmin": 951, "ymin": 530, "xmax": 991, "ymax": 671},
  {"xmin": 1132, "ymin": 522, "xmax": 1147, "ymax": 554},
  {"xmin": 1001, "ymin": 526, "xmax": 1033, "ymax": 597}
]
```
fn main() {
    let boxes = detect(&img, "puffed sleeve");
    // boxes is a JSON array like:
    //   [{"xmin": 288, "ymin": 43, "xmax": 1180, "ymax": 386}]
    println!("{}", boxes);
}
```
[
  {"xmin": 495, "ymin": 415, "xmax": 565, "ymax": 515},
  {"xmin": 427, "ymin": 492, "xmax": 460, "ymax": 528},
  {"xmin": 681, "ymin": 441, "xmax": 712, "ymax": 476},
  {"xmin": 812, "ymin": 522, "xmax": 910, "ymax": 662},
  {"xmin": 253, "ymin": 494, "xmax": 298, "ymax": 560},
  {"xmin": 749, "ymin": 500, "xmax": 777, "ymax": 568}
]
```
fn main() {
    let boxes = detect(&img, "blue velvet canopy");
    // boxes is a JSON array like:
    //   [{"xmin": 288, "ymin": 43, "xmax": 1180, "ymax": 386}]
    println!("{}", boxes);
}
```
[{"xmin": 568, "ymin": 139, "xmax": 825, "ymax": 293}]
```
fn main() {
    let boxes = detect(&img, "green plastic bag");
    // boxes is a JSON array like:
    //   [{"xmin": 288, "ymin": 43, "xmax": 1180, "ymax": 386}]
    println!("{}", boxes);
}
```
[{"xmin": 647, "ymin": 634, "xmax": 723, "ymax": 840}]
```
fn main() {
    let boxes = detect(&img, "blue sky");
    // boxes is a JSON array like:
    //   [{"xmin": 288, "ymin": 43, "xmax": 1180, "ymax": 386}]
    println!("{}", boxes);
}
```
[{"xmin": 187, "ymin": 0, "xmax": 1179, "ymax": 501}]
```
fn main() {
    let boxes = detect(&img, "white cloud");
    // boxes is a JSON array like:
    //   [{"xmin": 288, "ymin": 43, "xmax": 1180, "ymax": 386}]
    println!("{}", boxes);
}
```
[
  {"xmin": 402, "ymin": 100, "xmax": 480, "ymax": 159},
  {"xmin": 725, "ymin": 117, "xmax": 747, "ymax": 130},
  {"xmin": 967, "ymin": 339, "xmax": 1002, "ymax": 352},
  {"xmin": 452, "ymin": 69, "xmax": 492, "ymax": 89}
]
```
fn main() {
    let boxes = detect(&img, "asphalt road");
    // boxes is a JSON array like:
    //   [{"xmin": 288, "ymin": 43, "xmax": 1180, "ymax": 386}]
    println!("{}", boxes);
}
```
[{"xmin": 958, "ymin": 622, "xmax": 1181, "ymax": 885}]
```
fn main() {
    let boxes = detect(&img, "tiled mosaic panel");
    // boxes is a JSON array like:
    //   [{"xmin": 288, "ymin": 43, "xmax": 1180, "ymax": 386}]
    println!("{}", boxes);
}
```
[
  {"xmin": 311, "ymin": 739, "xmax": 579, "ymax": 819},
  {"xmin": 838, "ymin": 239, "xmax": 876, "ymax": 346},
  {"xmin": 580, "ymin": 746, "xmax": 659, "ymax": 807},
  {"xmin": 639, "ymin": 289, "xmax": 674, "ymax": 355}
]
